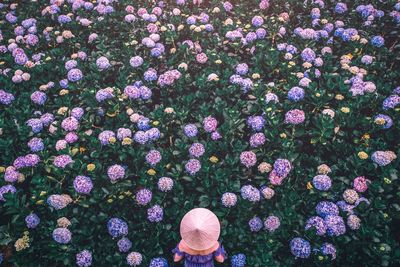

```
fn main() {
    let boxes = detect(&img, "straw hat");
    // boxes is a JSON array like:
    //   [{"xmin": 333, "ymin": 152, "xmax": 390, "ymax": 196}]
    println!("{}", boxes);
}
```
[{"xmin": 180, "ymin": 208, "xmax": 221, "ymax": 251}]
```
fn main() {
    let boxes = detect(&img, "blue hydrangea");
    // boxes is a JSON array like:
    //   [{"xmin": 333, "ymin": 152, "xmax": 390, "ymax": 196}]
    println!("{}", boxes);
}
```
[
  {"xmin": 316, "ymin": 201, "xmax": 339, "ymax": 218},
  {"xmin": 324, "ymin": 215, "xmax": 346, "ymax": 236},
  {"xmin": 137, "ymin": 117, "xmax": 151, "ymax": 131},
  {"xmin": 25, "ymin": 213, "xmax": 40, "ymax": 229},
  {"xmin": 117, "ymin": 237, "xmax": 132, "ymax": 253},
  {"xmin": 248, "ymin": 217, "xmax": 263, "ymax": 232},
  {"xmin": 247, "ymin": 116, "xmax": 265, "ymax": 131},
  {"xmin": 312, "ymin": 175, "xmax": 332, "ymax": 191},
  {"xmin": 371, "ymin": 36, "xmax": 385, "ymax": 47},
  {"xmin": 184, "ymin": 124, "xmax": 198, "ymax": 137},
  {"xmin": 288, "ymin": 86, "xmax": 305, "ymax": 102},
  {"xmin": 107, "ymin": 218, "xmax": 128, "ymax": 238},
  {"xmin": 231, "ymin": 253, "xmax": 246, "ymax": 267},
  {"xmin": 290, "ymin": 237, "xmax": 311, "ymax": 258},
  {"xmin": 149, "ymin": 257, "xmax": 168, "ymax": 267}
]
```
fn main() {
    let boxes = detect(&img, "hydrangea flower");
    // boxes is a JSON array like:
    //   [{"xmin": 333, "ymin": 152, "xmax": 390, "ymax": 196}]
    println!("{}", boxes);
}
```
[
  {"xmin": 76, "ymin": 250, "xmax": 92, "ymax": 267},
  {"xmin": 53, "ymin": 228, "xmax": 72, "ymax": 244},
  {"xmin": 25, "ymin": 213, "xmax": 40, "ymax": 229},
  {"xmin": 231, "ymin": 253, "xmax": 246, "ymax": 267},
  {"xmin": 127, "ymin": 252, "xmax": 143, "ymax": 266},
  {"xmin": 290, "ymin": 237, "xmax": 311, "ymax": 258},
  {"xmin": 107, "ymin": 218, "xmax": 128, "ymax": 238},
  {"xmin": 312, "ymin": 175, "xmax": 332, "ymax": 191}
]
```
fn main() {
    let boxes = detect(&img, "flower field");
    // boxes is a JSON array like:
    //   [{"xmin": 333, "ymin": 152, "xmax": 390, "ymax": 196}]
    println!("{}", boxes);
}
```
[{"xmin": 1, "ymin": 0, "xmax": 400, "ymax": 266}]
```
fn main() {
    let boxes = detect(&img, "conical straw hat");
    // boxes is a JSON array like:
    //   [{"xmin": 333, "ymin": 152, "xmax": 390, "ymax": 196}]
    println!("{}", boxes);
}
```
[{"xmin": 180, "ymin": 208, "xmax": 221, "ymax": 251}]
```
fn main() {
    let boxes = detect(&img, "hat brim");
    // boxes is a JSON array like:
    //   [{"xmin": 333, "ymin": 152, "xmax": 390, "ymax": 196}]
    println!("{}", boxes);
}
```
[{"xmin": 180, "ymin": 239, "xmax": 219, "ymax": 254}]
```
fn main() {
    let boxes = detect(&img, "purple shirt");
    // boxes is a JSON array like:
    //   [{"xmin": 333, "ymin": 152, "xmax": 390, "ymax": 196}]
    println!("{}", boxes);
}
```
[{"xmin": 172, "ymin": 243, "xmax": 227, "ymax": 267}]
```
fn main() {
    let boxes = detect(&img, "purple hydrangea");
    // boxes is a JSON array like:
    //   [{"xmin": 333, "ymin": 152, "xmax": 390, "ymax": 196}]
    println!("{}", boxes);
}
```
[
  {"xmin": 371, "ymin": 151, "xmax": 396, "ymax": 166},
  {"xmin": 184, "ymin": 124, "xmax": 198, "ymax": 138},
  {"xmin": 0, "ymin": 185, "xmax": 17, "ymax": 201},
  {"xmin": 127, "ymin": 252, "xmax": 143, "ymax": 266},
  {"xmin": 28, "ymin": 137, "xmax": 44, "ymax": 152},
  {"xmin": 240, "ymin": 185, "xmax": 260, "ymax": 202},
  {"xmin": 146, "ymin": 150, "xmax": 162, "ymax": 166},
  {"xmin": 130, "ymin": 56, "xmax": 144, "ymax": 68},
  {"xmin": 117, "ymin": 237, "xmax": 132, "ymax": 253},
  {"xmin": 0, "ymin": 90, "xmax": 15, "ymax": 105},
  {"xmin": 247, "ymin": 116, "xmax": 265, "ymax": 132},
  {"xmin": 250, "ymin": 133, "xmax": 266, "ymax": 148},
  {"xmin": 285, "ymin": 109, "xmax": 305, "ymax": 125},
  {"xmin": 287, "ymin": 87, "xmax": 305, "ymax": 102},
  {"xmin": 203, "ymin": 116, "xmax": 218, "ymax": 132},
  {"xmin": 53, "ymin": 228, "xmax": 72, "ymax": 244},
  {"xmin": 185, "ymin": 159, "xmax": 201, "ymax": 175},
  {"xmin": 147, "ymin": 205, "xmax": 164, "ymax": 222},
  {"xmin": 189, "ymin": 143, "xmax": 205, "ymax": 158},
  {"xmin": 158, "ymin": 177, "xmax": 174, "ymax": 192},
  {"xmin": 221, "ymin": 192, "xmax": 238, "ymax": 207},
  {"xmin": 264, "ymin": 215, "xmax": 280, "ymax": 232},
  {"xmin": 136, "ymin": 188, "xmax": 152, "ymax": 206},
  {"xmin": 96, "ymin": 56, "xmax": 111, "ymax": 70},
  {"xmin": 312, "ymin": 175, "xmax": 332, "ymax": 191},
  {"xmin": 107, "ymin": 164, "xmax": 125, "ymax": 182},
  {"xmin": 320, "ymin": 243, "xmax": 337, "ymax": 260},
  {"xmin": 107, "ymin": 218, "xmax": 128, "ymax": 238},
  {"xmin": 316, "ymin": 201, "xmax": 339, "ymax": 218},
  {"xmin": 73, "ymin": 176, "xmax": 93, "ymax": 194},
  {"xmin": 61, "ymin": 117, "xmax": 79, "ymax": 132},
  {"xmin": 240, "ymin": 151, "xmax": 257, "ymax": 168},
  {"xmin": 249, "ymin": 217, "xmax": 263, "ymax": 232},
  {"xmin": 273, "ymin": 159, "xmax": 292, "ymax": 177},
  {"xmin": 25, "ymin": 213, "xmax": 40, "ymax": 229},
  {"xmin": 76, "ymin": 250, "xmax": 92, "ymax": 267},
  {"xmin": 53, "ymin": 155, "xmax": 73, "ymax": 168},
  {"xmin": 67, "ymin": 68, "xmax": 83, "ymax": 82},
  {"xmin": 305, "ymin": 216, "xmax": 326, "ymax": 235},
  {"xmin": 324, "ymin": 215, "xmax": 346, "ymax": 236},
  {"xmin": 290, "ymin": 237, "xmax": 311, "ymax": 258}
]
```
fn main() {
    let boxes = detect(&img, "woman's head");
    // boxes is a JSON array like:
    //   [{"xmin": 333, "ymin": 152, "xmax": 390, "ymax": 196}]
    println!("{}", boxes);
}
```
[{"xmin": 180, "ymin": 208, "xmax": 220, "ymax": 251}]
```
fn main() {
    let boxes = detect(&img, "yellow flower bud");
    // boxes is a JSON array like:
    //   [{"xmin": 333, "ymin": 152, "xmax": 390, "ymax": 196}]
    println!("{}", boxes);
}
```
[
  {"xmin": 252, "ymin": 73, "xmax": 260, "ymax": 79},
  {"xmin": 87, "ymin": 164, "xmax": 95, "ymax": 172},
  {"xmin": 307, "ymin": 182, "xmax": 313, "ymax": 190},
  {"xmin": 36, "ymin": 200, "xmax": 44, "ymax": 205},
  {"xmin": 147, "ymin": 169, "xmax": 156, "ymax": 176},
  {"xmin": 0, "ymin": 166, "xmax": 5, "ymax": 173},
  {"xmin": 40, "ymin": 191, "xmax": 47, "ymax": 196},
  {"xmin": 374, "ymin": 118, "xmax": 385, "ymax": 125},
  {"xmin": 358, "ymin": 151, "xmax": 368, "ymax": 160},
  {"xmin": 70, "ymin": 147, "xmax": 79, "ymax": 156},
  {"xmin": 109, "ymin": 137, "xmax": 116, "ymax": 144},
  {"xmin": 152, "ymin": 121, "xmax": 160, "ymax": 126},
  {"xmin": 383, "ymin": 177, "xmax": 391, "ymax": 184},
  {"xmin": 215, "ymin": 60, "xmax": 222, "ymax": 64},
  {"xmin": 280, "ymin": 133, "xmax": 287, "ymax": 139},
  {"xmin": 122, "ymin": 137, "xmax": 132, "ymax": 145},
  {"xmin": 340, "ymin": 107, "xmax": 350, "ymax": 113},
  {"xmin": 209, "ymin": 156, "xmax": 219, "ymax": 163},
  {"xmin": 59, "ymin": 89, "xmax": 69, "ymax": 96},
  {"xmin": 335, "ymin": 94, "xmax": 344, "ymax": 100},
  {"xmin": 107, "ymin": 199, "xmax": 113, "ymax": 203}
]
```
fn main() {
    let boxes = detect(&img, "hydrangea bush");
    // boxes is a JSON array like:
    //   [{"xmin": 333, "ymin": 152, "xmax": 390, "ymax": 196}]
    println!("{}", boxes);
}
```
[{"xmin": 0, "ymin": 0, "xmax": 399, "ymax": 266}]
